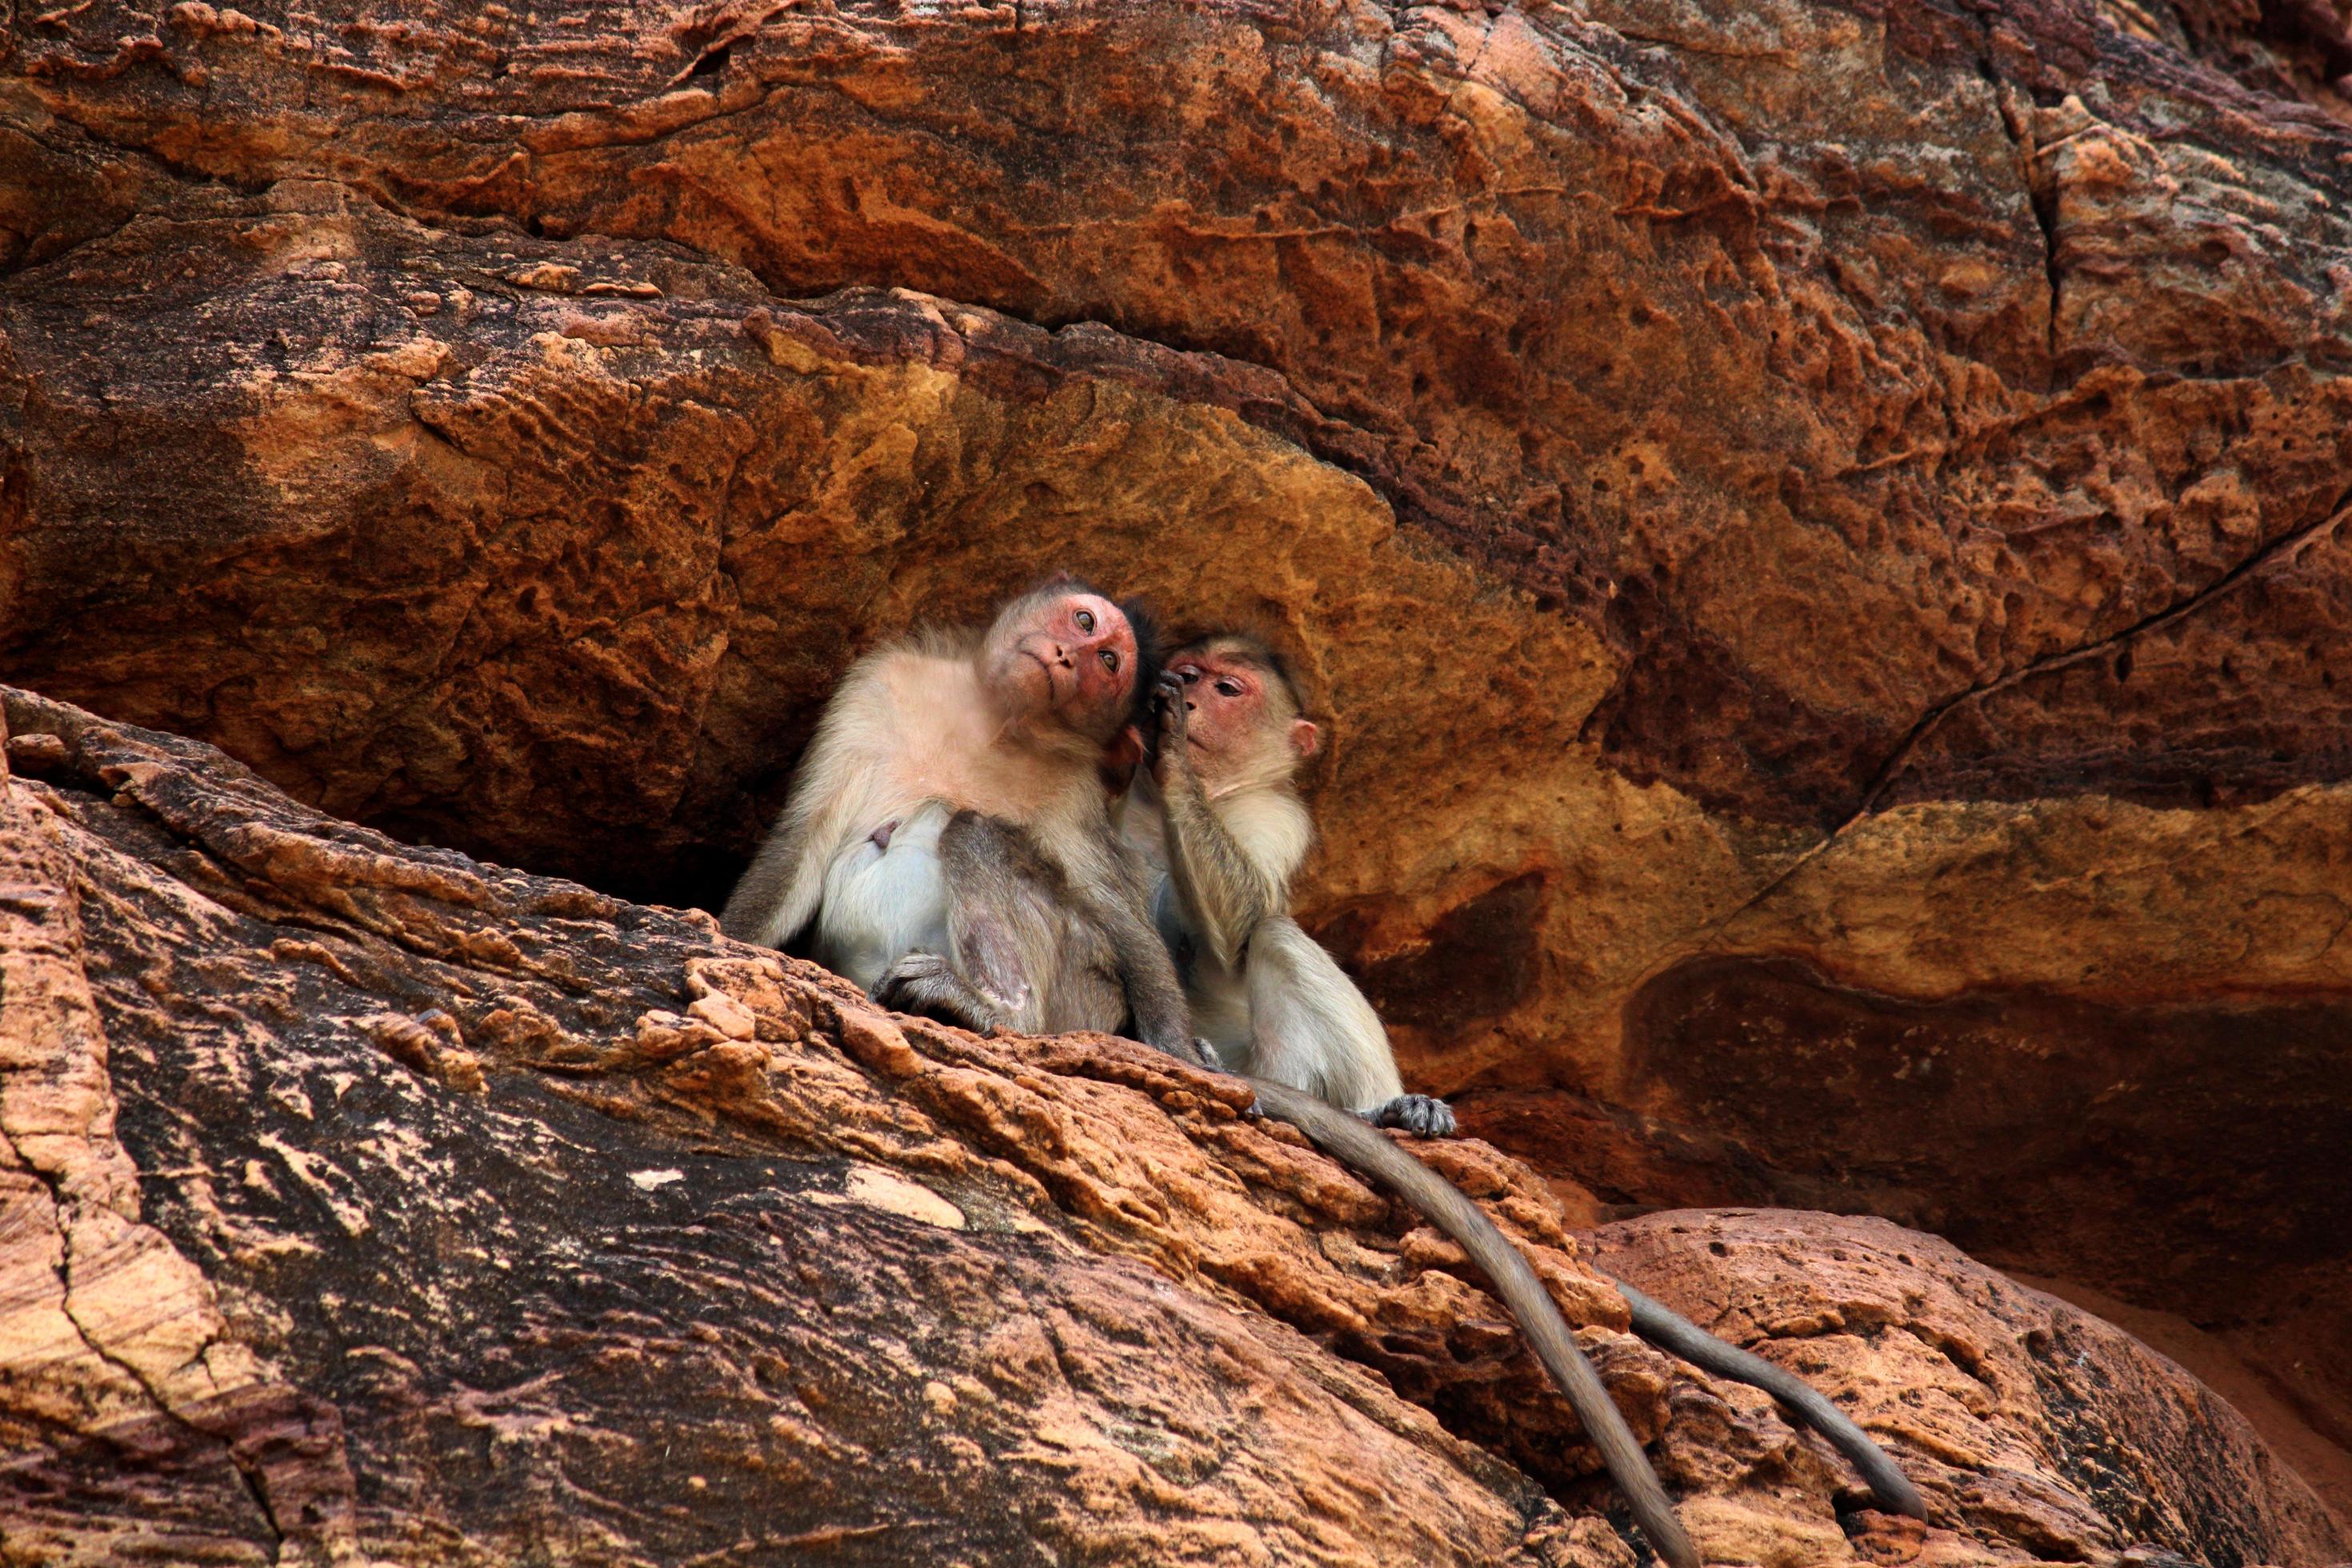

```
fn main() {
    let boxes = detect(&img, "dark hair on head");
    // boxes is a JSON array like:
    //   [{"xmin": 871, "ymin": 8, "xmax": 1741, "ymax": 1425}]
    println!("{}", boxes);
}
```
[{"xmin": 1121, "ymin": 598, "xmax": 1167, "ymax": 724}]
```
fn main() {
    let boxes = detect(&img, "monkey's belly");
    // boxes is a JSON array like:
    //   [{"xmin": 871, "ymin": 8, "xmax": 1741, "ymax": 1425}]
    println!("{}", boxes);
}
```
[{"xmin": 813, "ymin": 801, "xmax": 952, "ymax": 992}]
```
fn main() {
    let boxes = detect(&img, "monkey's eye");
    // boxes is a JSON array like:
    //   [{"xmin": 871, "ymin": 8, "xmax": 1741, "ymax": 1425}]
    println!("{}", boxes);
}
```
[
  {"xmin": 1176, "ymin": 666, "xmax": 1202, "ymax": 684},
  {"xmin": 1215, "ymin": 679, "xmax": 1243, "ymax": 698},
  {"xmin": 1074, "ymin": 609, "xmax": 1096, "ymax": 633},
  {"xmin": 1100, "ymin": 649, "xmax": 1120, "ymax": 674}
]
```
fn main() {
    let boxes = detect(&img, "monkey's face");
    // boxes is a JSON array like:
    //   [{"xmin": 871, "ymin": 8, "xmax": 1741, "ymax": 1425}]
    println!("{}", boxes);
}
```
[
  {"xmin": 985, "ymin": 590, "xmax": 1139, "ymax": 738},
  {"xmin": 1167, "ymin": 650, "xmax": 1319, "ymax": 782}
]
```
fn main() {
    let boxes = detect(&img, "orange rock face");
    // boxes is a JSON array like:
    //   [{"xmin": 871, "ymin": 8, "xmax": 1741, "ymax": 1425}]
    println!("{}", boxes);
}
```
[
  {"xmin": 2, "ymin": 685, "xmax": 2342, "ymax": 1564},
  {"xmin": 4, "ymin": 0, "xmax": 2351, "ymax": 1540}
]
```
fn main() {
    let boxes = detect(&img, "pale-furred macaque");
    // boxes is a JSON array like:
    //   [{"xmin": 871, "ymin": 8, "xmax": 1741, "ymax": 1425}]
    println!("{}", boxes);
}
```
[
  {"xmin": 718, "ymin": 579, "xmax": 1198, "ymax": 1061},
  {"xmin": 1128, "ymin": 633, "xmax": 1926, "ymax": 1546}
]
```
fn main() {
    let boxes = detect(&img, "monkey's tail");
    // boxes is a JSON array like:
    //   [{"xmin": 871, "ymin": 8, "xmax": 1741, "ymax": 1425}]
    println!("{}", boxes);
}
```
[
  {"xmin": 1613, "ymin": 1280, "xmax": 1928, "ymax": 1520},
  {"xmin": 1246, "ymin": 1079, "xmax": 1700, "ymax": 1568}
]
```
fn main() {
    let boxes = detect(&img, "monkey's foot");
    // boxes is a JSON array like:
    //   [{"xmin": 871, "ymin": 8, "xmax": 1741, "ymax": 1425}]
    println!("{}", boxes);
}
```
[
  {"xmin": 1146, "ymin": 1034, "xmax": 1218, "ymax": 1070},
  {"xmin": 1364, "ymin": 1094, "xmax": 1456, "ymax": 1138},
  {"xmin": 870, "ymin": 951, "xmax": 1002, "ymax": 1035}
]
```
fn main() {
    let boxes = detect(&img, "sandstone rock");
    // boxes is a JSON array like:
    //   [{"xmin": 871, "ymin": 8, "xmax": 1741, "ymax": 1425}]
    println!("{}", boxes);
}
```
[
  {"xmin": 0, "ymin": 685, "xmax": 1586, "ymax": 1565},
  {"xmin": 4, "ymin": 0, "xmax": 2350, "ymax": 1532},
  {"xmin": 1590, "ymin": 1210, "xmax": 2350, "ymax": 1568},
  {"xmin": 0, "ymin": 685, "xmax": 2342, "ymax": 1564}
]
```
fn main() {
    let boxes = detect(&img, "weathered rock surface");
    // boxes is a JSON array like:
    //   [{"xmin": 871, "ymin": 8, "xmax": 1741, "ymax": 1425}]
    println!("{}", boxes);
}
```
[
  {"xmin": 5, "ymin": 0, "xmax": 2351, "ymax": 1530},
  {"xmin": 1588, "ymin": 1211, "xmax": 2350, "ymax": 1568},
  {"xmin": 2, "ymin": 686, "xmax": 2343, "ymax": 1565}
]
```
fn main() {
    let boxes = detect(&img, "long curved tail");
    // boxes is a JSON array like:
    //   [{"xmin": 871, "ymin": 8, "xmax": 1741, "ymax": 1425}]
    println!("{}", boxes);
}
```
[
  {"xmin": 1248, "ymin": 1079, "xmax": 1700, "ymax": 1568},
  {"xmin": 1615, "ymin": 1280, "xmax": 1927, "ymax": 1518}
]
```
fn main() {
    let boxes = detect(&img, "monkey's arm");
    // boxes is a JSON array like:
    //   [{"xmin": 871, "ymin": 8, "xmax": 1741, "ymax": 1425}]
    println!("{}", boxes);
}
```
[
  {"xmin": 1154, "ymin": 678, "xmax": 1304, "ymax": 970},
  {"xmin": 719, "ymin": 671, "xmax": 890, "ymax": 948},
  {"xmin": 1160, "ymin": 785, "xmax": 1294, "ymax": 970},
  {"xmin": 719, "ymin": 806, "xmax": 824, "ymax": 947},
  {"xmin": 1091, "ymin": 838, "xmax": 1205, "ymax": 1064}
]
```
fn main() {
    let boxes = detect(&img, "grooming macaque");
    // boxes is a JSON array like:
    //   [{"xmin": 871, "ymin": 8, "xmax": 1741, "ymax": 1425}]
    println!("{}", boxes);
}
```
[
  {"xmin": 1126, "ymin": 634, "xmax": 1453, "ymax": 1134},
  {"xmin": 1127, "ymin": 633, "xmax": 1927, "ymax": 1544},
  {"xmin": 718, "ymin": 581, "xmax": 1197, "ymax": 1061}
]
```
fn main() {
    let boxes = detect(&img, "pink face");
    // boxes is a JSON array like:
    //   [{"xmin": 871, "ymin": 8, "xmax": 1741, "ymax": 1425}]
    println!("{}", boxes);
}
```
[
  {"xmin": 1000, "ymin": 592, "xmax": 1138, "ymax": 730},
  {"xmin": 1169, "ymin": 649, "xmax": 1319, "ymax": 770}
]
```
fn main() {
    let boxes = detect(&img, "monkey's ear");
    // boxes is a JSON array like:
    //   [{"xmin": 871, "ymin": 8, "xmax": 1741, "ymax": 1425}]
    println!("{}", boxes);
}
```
[{"xmin": 1290, "ymin": 719, "xmax": 1321, "ymax": 758}]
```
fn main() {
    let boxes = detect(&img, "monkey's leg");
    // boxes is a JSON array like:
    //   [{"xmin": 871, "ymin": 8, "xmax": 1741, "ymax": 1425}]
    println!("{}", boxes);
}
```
[{"xmin": 935, "ymin": 812, "xmax": 1064, "ymax": 1035}]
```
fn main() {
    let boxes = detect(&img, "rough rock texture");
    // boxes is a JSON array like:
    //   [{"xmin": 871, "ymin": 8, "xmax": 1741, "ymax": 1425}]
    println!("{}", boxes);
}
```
[
  {"xmin": 1, "ymin": 685, "xmax": 2343, "ymax": 1566},
  {"xmin": 6, "ymin": 0, "xmax": 2352, "ymax": 1534},
  {"xmin": 1587, "ymin": 1211, "xmax": 2350, "ymax": 1568}
]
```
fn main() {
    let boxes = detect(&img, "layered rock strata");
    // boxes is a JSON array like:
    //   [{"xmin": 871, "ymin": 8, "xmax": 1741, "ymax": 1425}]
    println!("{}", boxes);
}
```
[{"xmin": 5, "ymin": 0, "xmax": 2350, "ymax": 1514}]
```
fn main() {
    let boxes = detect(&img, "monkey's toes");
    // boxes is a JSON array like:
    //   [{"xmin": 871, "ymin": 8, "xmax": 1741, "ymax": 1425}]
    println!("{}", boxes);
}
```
[{"xmin": 1372, "ymin": 1094, "xmax": 1457, "ymax": 1138}]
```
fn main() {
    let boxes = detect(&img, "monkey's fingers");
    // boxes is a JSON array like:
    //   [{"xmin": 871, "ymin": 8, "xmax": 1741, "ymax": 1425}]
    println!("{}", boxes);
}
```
[
  {"xmin": 1155, "ymin": 673, "xmax": 1187, "ymax": 726},
  {"xmin": 871, "ymin": 953, "xmax": 1002, "ymax": 1036}
]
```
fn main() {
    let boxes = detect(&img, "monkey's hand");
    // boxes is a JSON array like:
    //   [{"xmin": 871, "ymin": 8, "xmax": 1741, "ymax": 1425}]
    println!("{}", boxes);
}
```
[
  {"xmin": 1364, "ymin": 1094, "xmax": 1457, "ymax": 1139},
  {"xmin": 1150, "ymin": 670, "xmax": 1194, "ymax": 787}
]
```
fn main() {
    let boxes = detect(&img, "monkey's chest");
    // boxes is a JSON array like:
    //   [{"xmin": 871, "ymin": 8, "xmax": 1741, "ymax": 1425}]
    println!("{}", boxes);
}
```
[{"xmin": 888, "ymin": 719, "xmax": 1071, "ymax": 826}]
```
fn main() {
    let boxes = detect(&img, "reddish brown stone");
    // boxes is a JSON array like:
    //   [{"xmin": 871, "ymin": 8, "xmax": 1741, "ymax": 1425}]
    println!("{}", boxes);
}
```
[
  {"xmin": 1590, "ymin": 1208, "xmax": 2350, "ymax": 1568},
  {"xmin": 6, "ymin": 0, "xmax": 2352, "ymax": 1539},
  {"xmin": 3, "ymin": 685, "xmax": 2345, "ymax": 1563}
]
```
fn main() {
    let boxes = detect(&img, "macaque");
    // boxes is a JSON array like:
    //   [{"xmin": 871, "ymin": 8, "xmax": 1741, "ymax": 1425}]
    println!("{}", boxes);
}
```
[
  {"xmin": 1129, "ymin": 633, "xmax": 1926, "ymax": 1544},
  {"xmin": 725, "ymin": 598, "xmax": 1920, "ymax": 1560},
  {"xmin": 1124, "ymin": 634, "xmax": 1450, "ymax": 1133},
  {"xmin": 718, "ymin": 580, "xmax": 1196, "ymax": 1060}
]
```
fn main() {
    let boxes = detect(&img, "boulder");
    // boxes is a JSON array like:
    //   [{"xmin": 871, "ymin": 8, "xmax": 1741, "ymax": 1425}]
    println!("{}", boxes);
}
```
[
  {"xmin": 5, "ymin": 0, "xmax": 2350, "ymax": 1538},
  {"xmin": 2, "ymin": 686, "xmax": 2342, "ymax": 1564}
]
